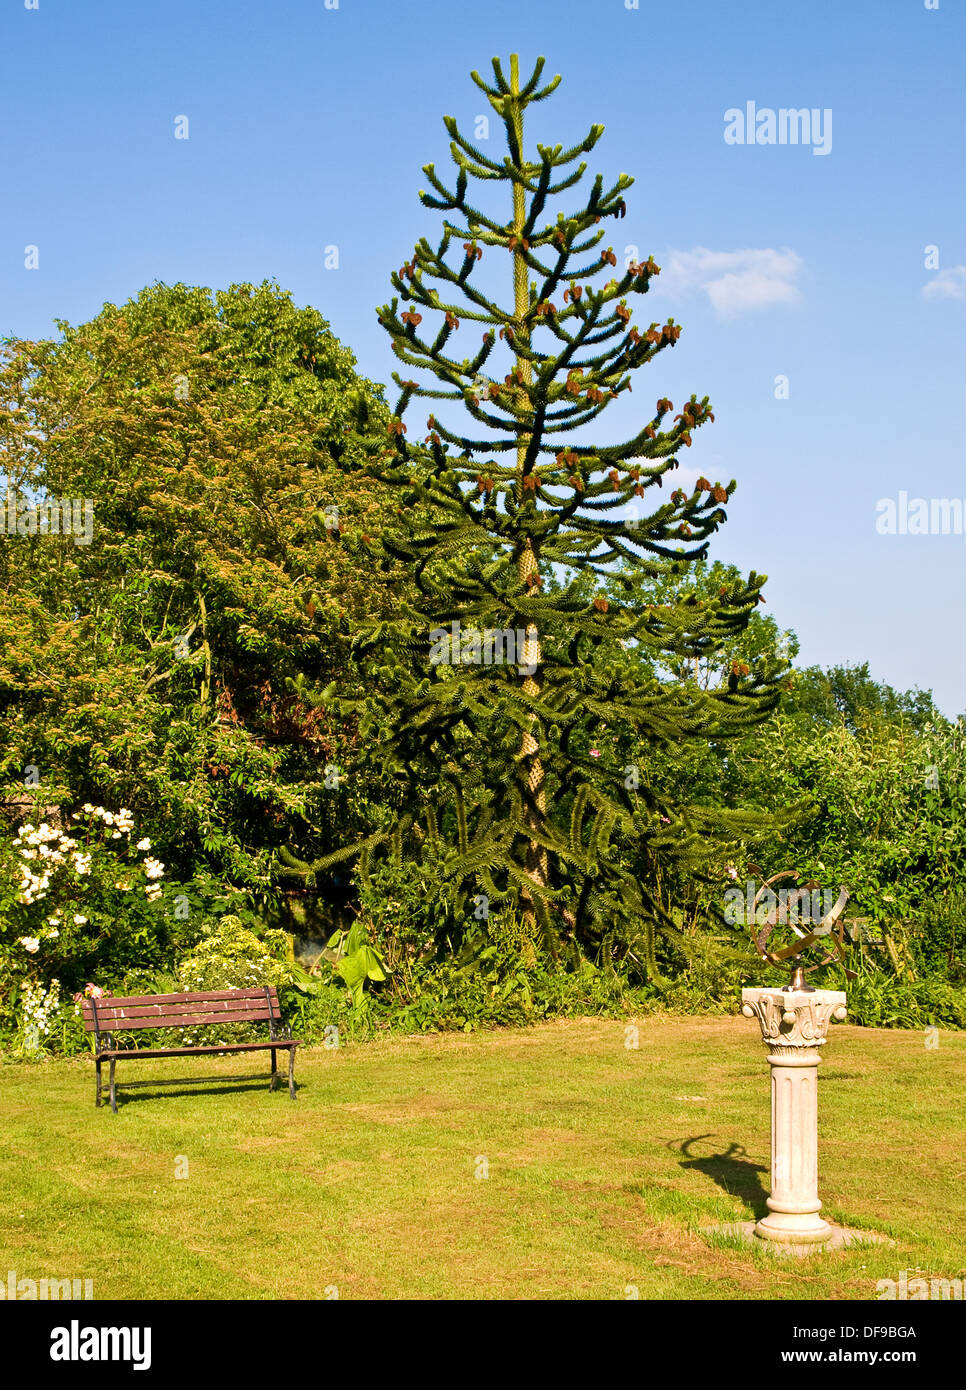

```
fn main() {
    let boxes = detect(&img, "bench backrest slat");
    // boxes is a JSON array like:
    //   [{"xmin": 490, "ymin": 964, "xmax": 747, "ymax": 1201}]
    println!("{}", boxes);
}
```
[
  {"xmin": 82, "ymin": 987, "xmax": 280, "ymax": 1033},
  {"xmin": 87, "ymin": 1006, "xmax": 275, "ymax": 1028},
  {"xmin": 88, "ymin": 1008, "xmax": 276, "ymax": 1032},
  {"xmin": 89, "ymin": 988, "xmax": 274, "ymax": 1008}
]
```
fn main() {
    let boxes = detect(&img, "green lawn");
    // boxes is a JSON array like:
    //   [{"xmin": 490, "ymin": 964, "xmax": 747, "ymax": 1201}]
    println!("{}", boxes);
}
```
[{"xmin": 1, "ymin": 1016, "xmax": 963, "ymax": 1300}]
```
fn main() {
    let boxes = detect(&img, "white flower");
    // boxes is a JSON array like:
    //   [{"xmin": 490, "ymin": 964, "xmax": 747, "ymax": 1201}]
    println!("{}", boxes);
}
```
[
  {"xmin": 72, "ymin": 851, "xmax": 92, "ymax": 876},
  {"xmin": 18, "ymin": 937, "xmax": 40, "ymax": 954},
  {"xmin": 115, "ymin": 881, "xmax": 132, "ymax": 892},
  {"xmin": 136, "ymin": 838, "xmax": 151, "ymax": 851},
  {"xmin": 111, "ymin": 831, "xmax": 122, "ymax": 839},
  {"xmin": 144, "ymin": 857, "xmax": 165, "ymax": 880},
  {"xmin": 19, "ymin": 849, "xmax": 37, "ymax": 861},
  {"xmin": 73, "ymin": 914, "xmax": 88, "ymax": 925}
]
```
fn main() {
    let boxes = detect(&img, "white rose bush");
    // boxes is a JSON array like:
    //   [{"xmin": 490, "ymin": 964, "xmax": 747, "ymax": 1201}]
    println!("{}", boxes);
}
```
[{"xmin": 0, "ymin": 804, "xmax": 166, "ymax": 1055}]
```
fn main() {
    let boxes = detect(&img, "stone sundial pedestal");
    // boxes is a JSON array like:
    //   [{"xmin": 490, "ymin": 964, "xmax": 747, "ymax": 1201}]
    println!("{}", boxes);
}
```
[
  {"xmin": 704, "ymin": 985, "xmax": 892, "ymax": 1255},
  {"xmin": 741, "ymin": 986, "xmax": 846, "ymax": 1246},
  {"xmin": 701, "ymin": 870, "xmax": 893, "ymax": 1253}
]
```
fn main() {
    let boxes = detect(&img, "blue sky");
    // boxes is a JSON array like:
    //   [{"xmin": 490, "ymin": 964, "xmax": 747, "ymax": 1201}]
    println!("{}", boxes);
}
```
[{"xmin": 3, "ymin": 0, "xmax": 965, "ymax": 713}]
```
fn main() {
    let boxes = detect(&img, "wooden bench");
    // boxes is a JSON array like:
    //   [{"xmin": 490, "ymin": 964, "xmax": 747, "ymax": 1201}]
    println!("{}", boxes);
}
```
[{"xmin": 82, "ymin": 987, "xmax": 300, "ymax": 1113}]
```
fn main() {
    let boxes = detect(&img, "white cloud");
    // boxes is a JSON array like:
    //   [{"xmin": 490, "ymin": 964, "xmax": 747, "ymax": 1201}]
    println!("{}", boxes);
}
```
[
  {"xmin": 658, "ymin": 247, "xmax": 804, "ymax": 318},
  {"xmin": 662, "ymin": 463, "xmax": 704, "ymax": 491},
  {"xmin": 922, "ymin": 266, "xmax": 966, "ymax": 302}
]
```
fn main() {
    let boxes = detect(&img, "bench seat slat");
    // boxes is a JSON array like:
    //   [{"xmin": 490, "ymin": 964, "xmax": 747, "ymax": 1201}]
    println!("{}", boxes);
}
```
[{"xmin": 95, "ymin": 1040, "xmax": 300, "ymax": 1059}]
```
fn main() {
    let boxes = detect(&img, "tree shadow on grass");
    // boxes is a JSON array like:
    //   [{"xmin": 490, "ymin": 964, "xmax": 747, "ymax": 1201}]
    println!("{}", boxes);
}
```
[{"xmin": 671, "ymin": 1135, "xmax": 769, "ymax": 1217}]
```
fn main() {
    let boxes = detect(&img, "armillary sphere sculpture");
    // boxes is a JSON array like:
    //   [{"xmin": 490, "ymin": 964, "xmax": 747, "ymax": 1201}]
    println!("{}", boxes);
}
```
[{"xmin": 747, "ymin": 866, "xmax": 855, "ymax": 989}]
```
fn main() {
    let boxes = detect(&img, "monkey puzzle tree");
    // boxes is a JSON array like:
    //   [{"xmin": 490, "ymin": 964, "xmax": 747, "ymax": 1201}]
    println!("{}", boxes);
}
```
[{"xmin": 284, "ymin": 54, "xmax": 786, "ymax": 971}]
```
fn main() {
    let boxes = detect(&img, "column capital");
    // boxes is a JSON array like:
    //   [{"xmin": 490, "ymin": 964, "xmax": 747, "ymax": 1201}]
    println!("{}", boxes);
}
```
[{"xmin": 741, "ymin": 986, "xmax": 847, "ymax": 1054}]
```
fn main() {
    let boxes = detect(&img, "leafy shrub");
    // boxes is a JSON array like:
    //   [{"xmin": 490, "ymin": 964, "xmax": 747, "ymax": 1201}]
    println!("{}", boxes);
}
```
[
  {"xmin": 315, "ymin": 920, "xmax": 388, "ymax": 1008},
  {"xmin": 0, "ymin": 806, "xmax": 173, "ymax": 987},
  {"xmin": 823, "ymin": 960, "xmax": 966, "ymax": 1029},
  {"xmin": 0, "ymin": 805, "xmax": 176, "ymax": 1052},
  {"xmin": 354, "ymin": 858, "xmax": 457, "ymax": 974},
  {"xmin": 153, "ymin": 915, "xmax": 306, "ymax": 1046},
  {"xmin": 176, "ymin": 915, "xmax": 293, "ymax": 993}
]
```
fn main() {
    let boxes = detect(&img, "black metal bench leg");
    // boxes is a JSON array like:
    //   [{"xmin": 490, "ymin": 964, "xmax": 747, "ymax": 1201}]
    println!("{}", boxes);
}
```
[
  {"xmin": 109, "ymin": 1058, "xmax": 118, "ymax": 1114},
  {"xmin": 288, "ymin": 1047, "xmax": 296, "ymax": 1100},
  {"xmin": 270, "ymin": 1048, "xmax": 278, "ymax": 1091},
  {"xmin": 95, "ymin": 1059, "xmax": 102, "ymax": 1107}
]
